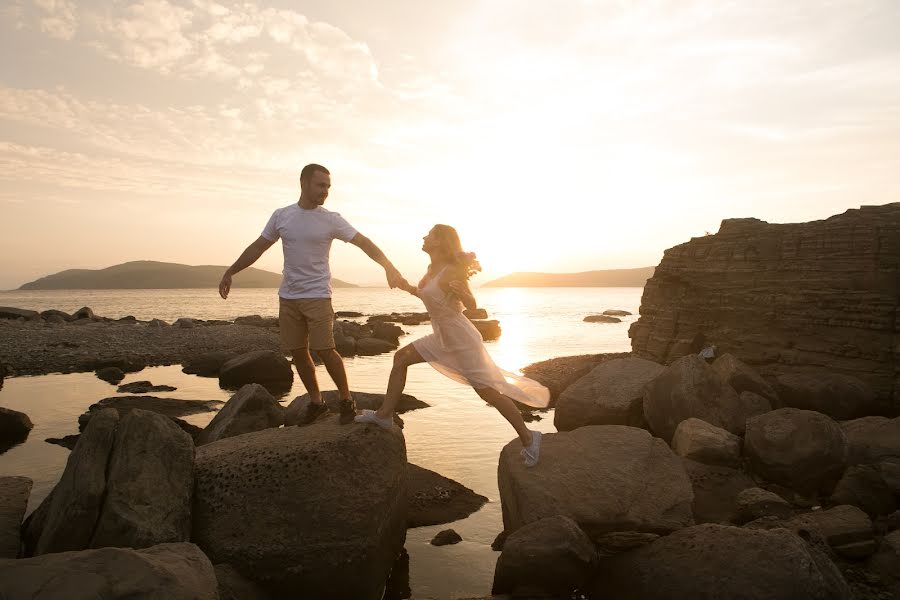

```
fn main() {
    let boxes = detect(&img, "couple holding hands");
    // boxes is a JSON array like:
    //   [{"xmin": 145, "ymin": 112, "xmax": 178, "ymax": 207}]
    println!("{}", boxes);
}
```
[{"xmin": 219, "ymin": 164, "xmax": 549, "ymax": 467}]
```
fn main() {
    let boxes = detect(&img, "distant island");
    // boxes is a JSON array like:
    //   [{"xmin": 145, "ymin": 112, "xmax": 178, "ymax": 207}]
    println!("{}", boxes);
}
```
[
  {"xmin": 482, "ymin": 267, "xmax": 654, "ymax": 287},
  {"xmin": 18, "ymin": 260, "xmax": 357, "ymax": 290}
]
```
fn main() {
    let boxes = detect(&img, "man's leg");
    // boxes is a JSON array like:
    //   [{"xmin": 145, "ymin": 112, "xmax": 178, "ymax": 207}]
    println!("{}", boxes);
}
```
[
  {"xmin": 291, "ymin": 349, "xmax": 323, "ymax": 404},
  {"xmin": 319, "ymin": 348, "xmax": 350, "ymax": 401}
]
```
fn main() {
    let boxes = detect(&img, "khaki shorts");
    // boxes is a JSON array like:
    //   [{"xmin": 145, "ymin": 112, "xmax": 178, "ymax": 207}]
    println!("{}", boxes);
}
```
[{"xmin": 278, "ymin": 298, "xmax": 335, "ymax": 351}]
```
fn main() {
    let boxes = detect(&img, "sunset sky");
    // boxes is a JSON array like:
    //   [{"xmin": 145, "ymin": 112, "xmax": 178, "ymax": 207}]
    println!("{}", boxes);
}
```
[{"xmin": 1, "ymin": 1, "xmax": 899, "ymax": 289}]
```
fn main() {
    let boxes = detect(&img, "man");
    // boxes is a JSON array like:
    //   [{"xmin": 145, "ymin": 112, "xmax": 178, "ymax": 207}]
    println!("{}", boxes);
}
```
[{"xmin": 219, "ymin": 163, "xmax": 404, "ymax": 424}]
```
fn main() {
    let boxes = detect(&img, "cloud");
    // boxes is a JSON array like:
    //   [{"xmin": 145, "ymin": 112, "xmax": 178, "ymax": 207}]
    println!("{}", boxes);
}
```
[{"xmin": 34, "ymin": 0, "xmax": 77, "ymax": 40}]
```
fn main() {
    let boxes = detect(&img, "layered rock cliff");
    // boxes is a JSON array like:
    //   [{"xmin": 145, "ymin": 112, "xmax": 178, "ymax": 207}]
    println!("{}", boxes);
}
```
[{"xmin": 629, "ymin": 203, "xmax": 900, "ymax": 414}]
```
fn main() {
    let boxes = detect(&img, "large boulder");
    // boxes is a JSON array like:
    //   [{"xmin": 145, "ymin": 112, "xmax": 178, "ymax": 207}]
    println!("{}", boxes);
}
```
[
  {"xmin": 554, "ymin": 357, "xmax": 664, "ymax": 431},
  {"xmin": 371, "ymin": 321, "xmax": 402, "ymax": 346},
  {"xmin": 197, "ymin": 384, "xmax": 284, "ymax": 445},
  {"xmin": 192, "ymin": 418, "xmax": 408, "ymax": 599},
  {"xmin": 90, "ymin": 409, "xmax": 194, "ymax": 549},
  {"xmin": 744, "ymin": 408, "xmax": 847, "ymax": 495},
  {"xmin": 0, "ymin": 542, "xmax": 218, "ymax": 599},
  {"xmin": 671, "ymin": 418, "xmax": 742, "ymax": 468},
  {"xmin": 642, "ymin": 354, "xmax": 765, "ymax": 443},
  {"xmin": 775, "ymin": 372, "xmax": 879, "ymax": 420},
  {"xmin": 0, "ymin": 476, "xmax": 32, "ymax": 558},
  {"xmin": 182, "ymin": 350, "xmax": 239, "ymax": 377},
  {"xmin": 711, "ymin": 353, "xmax": 778, "ymax": 403},
  {"xmin": 218, "ymin": 350, "xmax": 293, "ymax": 391},
  {"xmin": 214, "ymin": 563, "xmax": 271, "ymax": 600},
  {"xmin": 0, "ymin": 407, "xmax": 33, "ymax": 452},
  {"xmin": 522, "ymin": 353, "xmax": 629, "ymax": 402},
  {"xmin": 284, "ymin": 390, "xmax": 428, "ymax": 427},
  {"xmin": 592, "ymin": 523, "xmax": 851, "ymax": 600},
  {"xmin": 492, "ymin": 515, "xmax": 599, "ymax": 597},
  {"xmin": 355, "ymin": 337, "xmax": 397, "ymax": 356},
  {"xmin": 868, "ymin": 530, "xmax": 900, "ymax": 599},
  {"xmin": 0, "ymin": 307, "xmax": 38, "ymax": 320},
  {"xmin": 735, "ymin": 487, "xmax": 793, "ymax": 524},
  {"xmin": 498, "ymin": 425, "xmax": 694, "ymax": 538},
  {"xmin": 471, "ymin": 319, "xmax": 501, "ymax": 341},
  {"xmin": 36, "ymin": 409, "xmax": 120, "ymax": 555}
]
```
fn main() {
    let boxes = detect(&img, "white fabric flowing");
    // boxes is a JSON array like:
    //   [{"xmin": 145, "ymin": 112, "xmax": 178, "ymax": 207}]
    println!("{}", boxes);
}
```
[{"xmin": 411, "ymin": 269, "xmax": 550, "ymax": 408}]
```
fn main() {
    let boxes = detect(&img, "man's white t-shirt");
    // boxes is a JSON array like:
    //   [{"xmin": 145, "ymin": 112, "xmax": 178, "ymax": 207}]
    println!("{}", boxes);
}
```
[{"xmin": 261, "ymin": 204, "xmax": 358, "ymax": 299}]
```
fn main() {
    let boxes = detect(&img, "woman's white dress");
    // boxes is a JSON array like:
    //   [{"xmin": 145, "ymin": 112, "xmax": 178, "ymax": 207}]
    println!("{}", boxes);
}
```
[{"xmin": 412, "ymin": 270, "xmax": 550, "ymax": 408}]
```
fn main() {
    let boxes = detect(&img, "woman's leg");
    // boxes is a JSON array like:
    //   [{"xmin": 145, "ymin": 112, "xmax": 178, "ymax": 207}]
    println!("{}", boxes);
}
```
[
  {"xmin": 376, "ymin": 344, "xmax": 427, "ymax": 420},
  {"xmin": 474, "ymin": 387, "xmax": 533, "ymax": 446}
]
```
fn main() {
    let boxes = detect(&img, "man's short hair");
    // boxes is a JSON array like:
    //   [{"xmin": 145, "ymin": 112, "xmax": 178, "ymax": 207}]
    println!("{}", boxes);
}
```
[{"xmin": 300, "ymin": 164, "xmax": 330, "ymax": 182}]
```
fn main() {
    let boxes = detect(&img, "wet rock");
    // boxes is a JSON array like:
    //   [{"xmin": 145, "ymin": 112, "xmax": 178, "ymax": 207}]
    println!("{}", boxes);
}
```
[
  {"xmin": 493, "ymin": 515, "xmax": 598, "ymax": 597},
  {"xmin": 0, "ymin": 307, "xmax": 38, "ymax": 320},
  {"xmin": 45, "ymin": 434, "xmax": 80, "ymax": 450},
  {"xmin": 40, "ymin": 309, "xmax": 72, "ymax": 321},
  {"xmin": 192, "ymin": 419, "xmax": 408, "ymax": 598},
  {"xmin": 592, "ymin": 523, "xmax": 852, "ymax": 600},
  {"xmin": 335, "ymin": 311, "xmax": 363, "ymax": 317},
  {"xmin": 471, "ymin": 319, "xmax": 501, "ymax": 341},
  {"xmin": 182, "ymin": 350, "xmax": 239, "ymax": 377},
  {"xmin": 36, "ymin": 409, "xmax": 119, "ymax": 554},
  {"xmin": 491, "ymin": 530, "xmax": 507, "ymax": 551},
  {"xmin": 0, "ymin": 407, "xmax": 33, "ymax": 452},
  {"xmin": 78, "ymin": 395, "xmax": 221, "ymax": 432},
  {"xmin": 371, "ymin": 321, "xmax": 403, "ymax": 346},
  {"xmin": 95, "ymin": 366, "xmax": 125, "ymax": 384},
  {"xmin": 234, "ymin": 315, "xmax": 278, "ymax": 327},
  {"xmin": 603, "ymin": 309, "xmax": 632, "ymax": 316},
  {"xmin": 219, "ymin": 350, "xmax": 293, "ymax": 391},
  {"xmin": 584, "ymin": 314, "xmax": 621, "ymax": 323},
  {"xmin": 643, "ymin": 354, "xmax": 766, "ymax": 442},
  {"xmin": 431, "ymin": 529, "xmax": 462, "ymax": 546},
  {"xmin": 0, "ymin": 542, "xmax": 218, "ymax": 599},
  {"xmin": 554, "ymin": 357, "xmax": 663, "ymax": 431},
  {"xmin": 197, "ymin": 384, "xmax": 284, "ymax": 445},
  {"xmin": 672, "ymin": 418, "xmax": 742, "ymax": 468},
  {"xmin": 0, "ymin": 476, "xmax": 32, "ymax": 558},
  {"xmin": 174, "ymin": 317, "xmax": 195, "ymax": 328},
  {"xmin": 356, "ymin": 337, "xmax": 399, "ymax": 356},
  {"xmin": 775, "ymin": 372, "xmax": 878, "ymax": 420},
  {"xmin": 90, "ymin": 410, "xmax": 194, "ymax": 549},
  {"xmin": 148, "ymin": 318, "xmax": 169, "ymax": 328},
  {"xmin": 215, "ymin": 563, "xmax": 271, "ymax": 600},
  {"xmin": 744, "ymin": 408, "xmax": 847, "ymax": 495},
  {"xmin": 711, "ymin": 353, "xmax": 778, "ymax": 403},
  {"xmin": 407, "ymin": 463, "xmax": 487, "ymax": 527},
  {"xmin": 499, "ymin": 425, "xmax": 694, "ymax": 539},
  {"xmin": 117, "ymin": 380, "xmax": 178, "ymax": 393},
  {"xmin": 464, "ymin": 308, "xmax": 488, "ymax": 319}
]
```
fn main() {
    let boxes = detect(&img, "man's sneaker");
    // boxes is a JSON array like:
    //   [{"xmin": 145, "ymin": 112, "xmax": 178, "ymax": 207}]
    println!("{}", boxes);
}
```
[
  {"xmin": 301, "ymin": 401, "xmax": 327, "ymax": 425},
  {"xmin": 338, "ymin": 397, "xmax": 357, "ymax": 425}
]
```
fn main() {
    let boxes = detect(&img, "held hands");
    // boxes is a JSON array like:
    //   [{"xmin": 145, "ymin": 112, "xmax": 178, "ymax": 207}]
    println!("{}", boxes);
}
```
[
  {"xmin": 448, "ymin": 280, "xmax": 472, "ymax": 300},
  {"xmin": 385, "ymin": 266, "xmax": 405, "ymax": 289},
  {"xmin": 218, "ymin": 271, "xmax": 232, "ymax": 300}
]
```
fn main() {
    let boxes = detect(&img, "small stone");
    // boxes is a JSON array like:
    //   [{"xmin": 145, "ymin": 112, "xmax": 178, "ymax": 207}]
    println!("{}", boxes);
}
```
[{"xmin": 431, "ymin": 529, "xmax": 462, "ymax": 546}]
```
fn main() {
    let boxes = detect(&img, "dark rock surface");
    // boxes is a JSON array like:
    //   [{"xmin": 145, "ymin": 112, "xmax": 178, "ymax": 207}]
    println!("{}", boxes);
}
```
[
  {"xmin": 117, "ymin": 380, "xmax": 178, "ymax": 393},
  {"xmin": 0, "ymin": 476, "xmax": 32, "ymax": 558},
  {"xmin": 584, "ymin": 314, "xmax": 621, "ymax": 323},
  {"xmin": 407, "ymin": 463, "xmax": 487, "ymax": 528},
  {"xmin": 197, "ymin": 384, "xmax": 284, "ymax": 445},
  {"xmin": 629, "ymin": 203, "xmax": 900, "ymax": 415},
  {"xmin": 78, "ymin": 395, "xmax": 221, "ymax": 431},
  {"xmin": 430, "ymin": 529, "xmax": 462, "ymax": 546},
  {"xmin": 0, "ymin": 407, "xmax": 33, "ymax": 453},
  {"xmin": 219, "ymin": 350, "xmax": 293, "ymax": 392},
  {"xmin": 214, "ymin": 563, "xmax": 271, "ymax": 600},
  {"xmin": 521, "ymin": 352, "xmax": 630, "ymax": 402}
]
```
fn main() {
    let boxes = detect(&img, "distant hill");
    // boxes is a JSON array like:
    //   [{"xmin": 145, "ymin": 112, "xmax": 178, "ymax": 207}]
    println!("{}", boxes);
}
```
[
  {"xmin": 482, "ymin": 267, "xmax": 655, "ymax": 288},
  {"xmin": 18, "ymin": 261, "xmax": 357, "ymax": 290}
]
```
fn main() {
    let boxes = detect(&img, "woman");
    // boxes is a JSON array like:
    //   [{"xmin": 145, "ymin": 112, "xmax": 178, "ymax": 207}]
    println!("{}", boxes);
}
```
[{"xmin": 355, "ymin": 224, "xmax": 550, "ymax": 467}]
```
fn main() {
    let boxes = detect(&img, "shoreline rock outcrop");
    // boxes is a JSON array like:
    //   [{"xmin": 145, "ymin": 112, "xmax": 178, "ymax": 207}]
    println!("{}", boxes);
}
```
[{"xmin": 629, "ymin": 203, "xmax": 900, "ymax": 415}]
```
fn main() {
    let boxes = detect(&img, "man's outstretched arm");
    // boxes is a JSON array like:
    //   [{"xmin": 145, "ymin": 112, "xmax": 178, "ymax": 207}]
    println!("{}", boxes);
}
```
[
  {"xmin": 219, "ymin": 236, "xmax": 276, "ymax": 299},
  {"xmin": 349, "ymin": 233, "xmax": 403, "ymax": 288}
]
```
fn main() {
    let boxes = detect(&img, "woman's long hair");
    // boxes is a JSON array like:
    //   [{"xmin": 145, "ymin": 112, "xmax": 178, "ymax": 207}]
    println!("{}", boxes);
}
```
[{"xmin": 423, "ymin": 224, "xmax": 482, "ymax": 284}]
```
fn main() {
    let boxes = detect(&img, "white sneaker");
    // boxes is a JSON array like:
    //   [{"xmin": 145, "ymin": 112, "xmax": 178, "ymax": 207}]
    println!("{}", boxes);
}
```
[
  {"xmin": 354, "ymin": 409, "xmax": 393, "ymax": 430},
  {"xmin": 520, "ymin": 430, "xmax": 542, "ymax": 467}
]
